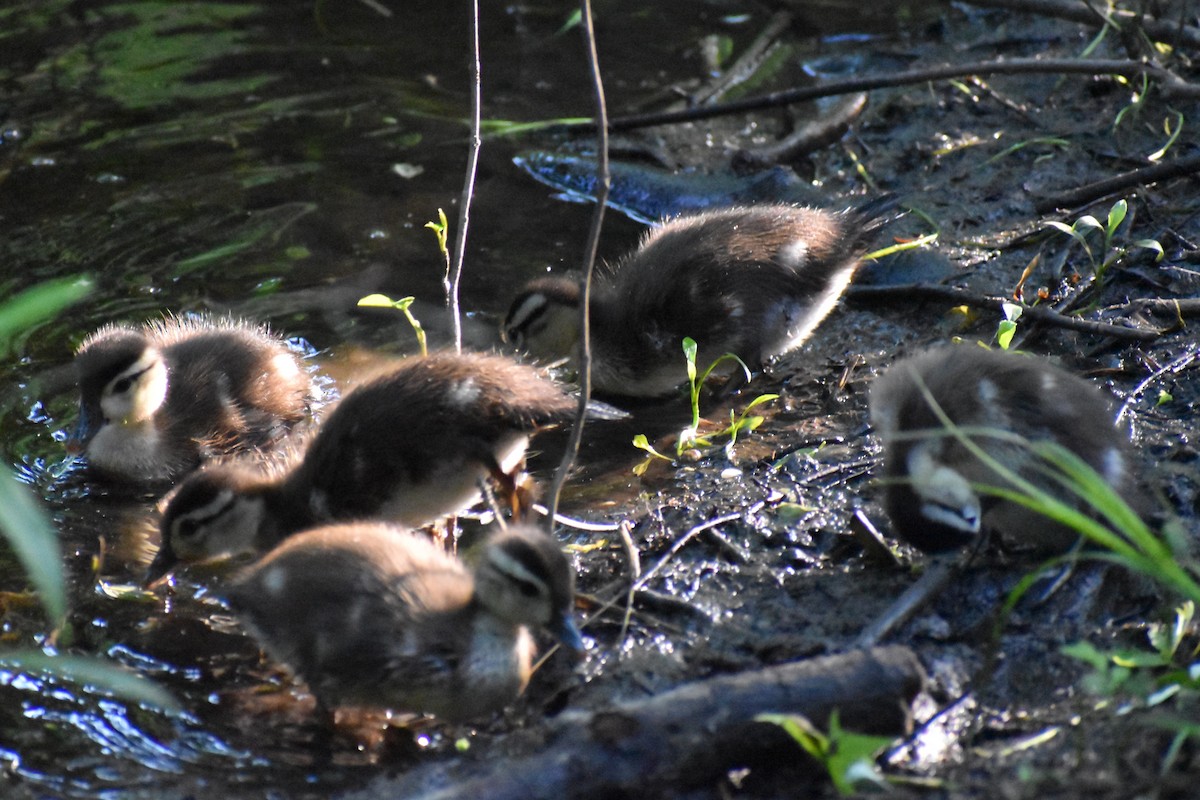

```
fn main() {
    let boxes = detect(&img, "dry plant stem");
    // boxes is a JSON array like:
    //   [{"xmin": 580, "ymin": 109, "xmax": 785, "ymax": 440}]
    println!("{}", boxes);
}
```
[
  {"xmin": 634, "ymin": 511, "xmax": 743, "ymax": 593},
  {"xmin": 855, "ymin": 557, "xmax": 960, "ymax": 647},
  {"xmin": 1115, "ymin": 345, "xmax": 1200, "ymax": 423},
  {"xmin": 962, "ymin": 0, "xmax": 1200, "ymax": 48},
  {"xmin": 546, "ymin": 0, "xmax": 609, "ymax": 524},
  {"xmin": 1034, "ymin": 153, "xmax": 1200, "ymax": 213},
  {"xmin": 847, "ymin": 283, "xmax": 1160, "ymax": 342},
  {"xmin": 445, "ymin": 0, "xmax": 482, "ymax": 353},
  {"xmin": 557, "ymin": 58, "xmax": 1200, "ymax": 133}
]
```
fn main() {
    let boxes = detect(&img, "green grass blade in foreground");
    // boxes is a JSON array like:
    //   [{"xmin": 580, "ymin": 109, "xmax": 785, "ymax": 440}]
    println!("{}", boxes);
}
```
[
  {"xmin": 0, "ymin": 651, "xmax": 179, "ymax": 712},
  {"xmin": 908, "ymin": 370, "xmax": 1200, "ymax": 603},
  {"xmin": 0, "ymin": 276, "xmax": 92, "ymax": 352},
  {"xmin": 0, "ymin": 473, "xmax": 65, "ymax": 624}
]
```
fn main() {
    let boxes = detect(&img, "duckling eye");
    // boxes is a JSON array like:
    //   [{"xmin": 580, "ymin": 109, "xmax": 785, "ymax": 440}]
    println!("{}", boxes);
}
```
[
  {"xmin": 110, "ymin": 376, "xmax": 134, "ymax": 395},
  {"xmin": 175, "ymin": 518, "xmax": 202, "ymax": 540},
  {"xmin": 513, "ymin": 578, "xmax": 541, "ymax": 598}
]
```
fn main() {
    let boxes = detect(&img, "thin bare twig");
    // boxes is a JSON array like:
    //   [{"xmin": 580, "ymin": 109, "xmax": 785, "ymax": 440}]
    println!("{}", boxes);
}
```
[
  {"xmin": 549, "ymin": 57, "xmax": 1199, "ymax": 134},
  {"xmin": 445, "ymin": 0, "xmax": 482, "ymax": 352},
  {"xmin": 847, "ymin": 282, "xmax": 1161, "ymax": 342},
  {"xmin": 1034, "ymin": 153, "xmax": 1200, "ymax": 213},
  {"xmin": 633, "ymin": 511, "xmax": 744, "ymax": 593},
  {"xmin": 1115, "ymin": 345, "xmax": 1200, "ymax": 423},
  {"xmin": 547, "ymin": 0, "xmax": 608, "ymax": 523}
]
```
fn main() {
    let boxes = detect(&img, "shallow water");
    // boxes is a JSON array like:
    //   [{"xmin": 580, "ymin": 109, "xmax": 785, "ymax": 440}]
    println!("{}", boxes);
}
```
[{"xmin": 0, "ymin": 1, "xmax": 922, "ymax": 797}]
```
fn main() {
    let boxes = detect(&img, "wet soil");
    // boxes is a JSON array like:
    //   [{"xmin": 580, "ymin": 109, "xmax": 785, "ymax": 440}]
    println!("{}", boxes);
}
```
[{"xmin": 1, "ymin": 1, "xmax": 1200, "ymax": 798}]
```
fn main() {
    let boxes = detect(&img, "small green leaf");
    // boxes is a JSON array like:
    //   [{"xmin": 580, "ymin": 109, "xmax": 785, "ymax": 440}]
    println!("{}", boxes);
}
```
[
  {"xmin": 632, "ymin": 434, "xmax": 670, "ymax": 461},
  {"xmin": 1157, "ymin": 389, "xmax": 1173, "ymax": 405},
  {"xmin": 358, "ymin": 293, "xmax": 400, "ymax": 308},
  {"xmin": 996, "ymin": 320, "xmax": 1017, "ymax": 349},
  {"xmin": 1133, "ymin": 239, "xmax": 1165, "ymax": 262},
  {"xmin": 682, "ymin": 337, "xmax": 698, "ymax": 382},
  {"xmin": 1106, "ymin": 199, "xmax": 1128, "ymax": 238}
]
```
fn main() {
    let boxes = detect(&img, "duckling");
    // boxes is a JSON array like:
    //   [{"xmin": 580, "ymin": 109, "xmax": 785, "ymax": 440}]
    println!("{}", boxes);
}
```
[
  {"xmin": 869, "ymin": 345, "xmax": 1136, "ymax": 554},
  {"xmin": 502, "ymin": 199, "xmax": 896, "ymax": 397},
  {"xmin": 71, "ymin": 316, "xmax": 314, "ymax": 484},
  {"xmin": 148, "ymin": 350, "xmax": 590, "ymax": 582},
  {"xmin": 222, "ymin": 522, "xmax": 582, "ymax": 722}
]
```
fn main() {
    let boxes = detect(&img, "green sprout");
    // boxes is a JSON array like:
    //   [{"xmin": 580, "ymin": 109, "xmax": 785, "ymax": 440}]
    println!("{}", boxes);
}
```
[
  {"xmin": 757, "ymin": 710, "xmax": 895, "ymax": 795},
  {"xmin": 358, "ymin": 293, "xmax": 427, "ymax": 356},
  {"xmin": 425, "ymin": 207, "xmax": 451, "ymax": 292},
  {"xmin": 631, "ymin": 337, "xmax": 777, "ymax": 474},
  {"xmin": 994, "ymin": 302, "xmax": 1023, "ymax": 350},
  {"xmin": 1044, "ymin": 198, "xmax": 1164, "ymax": 281}
]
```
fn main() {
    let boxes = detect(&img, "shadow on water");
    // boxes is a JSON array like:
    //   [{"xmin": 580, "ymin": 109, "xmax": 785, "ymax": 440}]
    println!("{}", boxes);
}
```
[{"xmin": 3, "ymin": 1, "xmax": 914, "ymax": 795}]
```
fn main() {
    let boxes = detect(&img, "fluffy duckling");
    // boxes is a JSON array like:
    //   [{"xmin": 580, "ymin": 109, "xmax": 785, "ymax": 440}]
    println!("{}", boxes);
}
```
[
  {"xmin": 869, "ymin": 345, "xmax": 1136, "ymax": 554},
  {"xmin": 71, "ymin": 316, "xmax": 313, "ymax": 484},
  {"xmin": 148, "ymin": 350, "xmax": 589, "ymax": 582},
  {"xmin": 502, "ymin": 200, "xmax": 896, "ymax": 397},
  {"xmin": 223, "ymin": 522, "xmax": 583, "ymax": 722}
]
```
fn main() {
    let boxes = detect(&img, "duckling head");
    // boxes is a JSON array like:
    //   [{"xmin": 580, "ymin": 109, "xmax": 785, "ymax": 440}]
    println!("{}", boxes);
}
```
[
  {"xmin": 501, "ymin": 277, "xmax": 581, "ymax": 364},
  {"xmin": 473, "ymin": 526, "xmax": 584, "ymax": 653},
  {"xmin": 72, "ymin": 329, "xmax": 169, "ymax": 447},
  {"xmin": 148, "ymin": 465, "xmax": 269, "ymax": 585},
  {"xmin": 902, "ymin": 443, "xmax": 979, "ymax": 544}
]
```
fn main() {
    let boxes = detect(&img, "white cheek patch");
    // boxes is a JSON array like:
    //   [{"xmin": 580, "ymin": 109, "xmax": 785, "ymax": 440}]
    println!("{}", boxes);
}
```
[{"xmin": 102, "ymin": 351, "xmax": 168, "ymax": 425}]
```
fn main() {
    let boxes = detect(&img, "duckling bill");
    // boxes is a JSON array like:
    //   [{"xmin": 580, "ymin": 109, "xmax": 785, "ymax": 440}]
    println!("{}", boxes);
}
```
[
  {"xmin": 223, "ymin": 522, "xmax": 582, "ymax": 722},
  {"xmin": 869, "ymin": 345, "xmax": 1138, "ymax": 554},
  {"xmin": 71, "ymin": 316, "xmax": 313, "ymax": 484},
  {"xmin": 149, "ymin": 350, "xmax": 595, "ymax": 582},
  {"xmin": 502, "ymin": 199, "xmax": 897, "ymax": 397}
]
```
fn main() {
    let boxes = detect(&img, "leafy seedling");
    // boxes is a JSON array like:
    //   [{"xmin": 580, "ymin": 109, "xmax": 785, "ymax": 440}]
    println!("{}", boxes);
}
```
[
  {"xmin": 358, "ymin": 293, "xmax": 427, "ymax": 356},
  {"xmin": 1044, "ymin": 198, "xmax": 1164, "ymax": 281},
  {"xmin": 757, "ymin": 710, "xmax": 894, "ymax": 795},
  {"xmin": 631, "ymin": 337, "xmax": 778, "ymax": 473}
]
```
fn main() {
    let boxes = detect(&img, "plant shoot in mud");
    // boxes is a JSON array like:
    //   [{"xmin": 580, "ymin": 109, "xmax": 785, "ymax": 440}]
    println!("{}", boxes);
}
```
[
  {"xmin": 757, "ymin": 710, "xmax": 894, "ymax": 795},
  {"xmin": 632, "ymin": 336, "xmax": 777, "ymax": 475},
  {"xmin": 1044, "ymin": 198, "xmax": 1164, "ymax": 281},
  {"xmin": 357, "ymin": 293, "xmax": 428, "ymax": 356}
]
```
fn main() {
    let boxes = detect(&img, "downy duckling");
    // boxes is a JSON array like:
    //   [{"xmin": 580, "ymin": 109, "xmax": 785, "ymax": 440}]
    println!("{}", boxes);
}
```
[
  {"xmin": 502, "ymin": 200, "xmax": 896, "ymax": 397},
  {"xmin": 223, "ymin": 522, "xmax": 583, "ymax": 722},
  {"xmin": 71, "ymin": 316, "xmax": 313, "ymax": 483},
  {"xmin": 148, "ymin": 350, "xmax": 593, "ymax": 582},
  {"xmin": 869, "ymin": 345, "xmax": 1136, "ymax": 554}
]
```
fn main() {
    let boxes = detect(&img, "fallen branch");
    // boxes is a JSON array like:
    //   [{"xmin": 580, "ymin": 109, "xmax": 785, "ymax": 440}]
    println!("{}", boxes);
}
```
[
  {"xmin": 552, "ymin": 58, "xmax": 1200, "ymax": 134},
  {"xmin": 1116, "ymin": 297, "xmax": 1200, "ymax": 319},
  {"xmin": 962, "ymin": 0, "xmax": 1200, "ymax": 49},
  {"xmin": 343, "ymin": 646, "xmax": 926, "ymax": 800},
  {"xmin": 847, "ymin": 283, "xmax": 1161, "ymax": 342},
  {"xmin": 1034, "ymin": 153, "xmax": 1200, "ymax": 213}
]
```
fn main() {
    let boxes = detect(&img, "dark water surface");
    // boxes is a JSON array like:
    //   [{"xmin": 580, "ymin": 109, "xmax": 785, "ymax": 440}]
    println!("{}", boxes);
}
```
[{"xmin": 0, "ymin": 2, "xmax": 917, "ymax": 797}]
